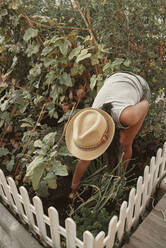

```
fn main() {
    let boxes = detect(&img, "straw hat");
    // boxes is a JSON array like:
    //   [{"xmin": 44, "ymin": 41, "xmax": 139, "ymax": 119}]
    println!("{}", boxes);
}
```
[{"xmin": 65, "ymin": 108, "xmax": 115, "ymax": 160}]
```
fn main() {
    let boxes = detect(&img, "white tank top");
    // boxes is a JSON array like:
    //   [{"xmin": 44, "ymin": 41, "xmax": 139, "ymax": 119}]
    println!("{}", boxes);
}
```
[{"xmin": 92, "ymin": 72, "xmax": 145, "ymax": 128}]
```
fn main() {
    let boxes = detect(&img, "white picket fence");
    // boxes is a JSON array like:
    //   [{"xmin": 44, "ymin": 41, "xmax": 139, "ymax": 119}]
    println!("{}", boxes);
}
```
[{"xmin": 0, "ymin": 142, "xmax": 166, "ymax": 248}]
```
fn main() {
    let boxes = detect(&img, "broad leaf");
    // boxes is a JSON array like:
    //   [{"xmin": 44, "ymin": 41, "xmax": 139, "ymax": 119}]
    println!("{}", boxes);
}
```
[
  {"xmin": 43, "ymin": 132, "xmax": 57, "ymax": 147},
  {"xmin": 68, "ymin": 46, "xmax": 82, "ymax": 60},
  {"xmin": 26, "ymin": 42, "xmax": 40, "ymax": 57},
  {"xmin": 34, "ymin": 139, "xmax": 43, "ymax": 148},
  {"xmin": 32, "ymin": 166, "xmax": 45, "ymax": 190},
  {"xmin": 6, "ymin": 159, "xmax": 15, "ymax": 172},
  {"xmin": 37, "ymin": 181, "xmax": 49, "ymax": 197},
  {"xmin": 52, "ymin": 160, "xmax": 68, "ymax": 176},
  {"xmin": 76, "ymin": 49, "xmax": 91, "ymax": 63},
  {"xmin": 44, "ymin": 172, "xmax": 57, "ymax": 189},
  {"xmin": 26, "ymin": 156, "xmax": 46, "ymax": 177},
  {"xmin": 59, "ymin": 72, "xmax": 72, "ymax": 87},
  {"xmin": 0, "ymin": 147, "xmax": 9, "ymax": 156},
  {"xmin": 47, "ymin": 178, "xmax": 57, "ymax": 189},
  {"xmin": 23, "ymin": 28, "xmax": 38, "ymax": 42},
  {"xmin": 71, "ymin": 63, "xmax": 85, "ymax": 76},
  {"xmin": 41, "ymin": 46, "xmax": 54, "ymax": 56},
  {"xmin": 9, "ymin": 0, "xmax": 22, "ymax": 10},
  {"xmin": 0, "ymin": 9, "xmax": 8, "ymax": 17},
  {"xmin": 90, "ymin": 74, "xmax": 97, "ymax": 90}
]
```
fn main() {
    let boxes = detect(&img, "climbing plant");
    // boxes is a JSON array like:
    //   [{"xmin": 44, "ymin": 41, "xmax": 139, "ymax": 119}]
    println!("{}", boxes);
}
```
[{"xmin": 0, "ymin": 0, "xmax": 165, "ymax": 197}]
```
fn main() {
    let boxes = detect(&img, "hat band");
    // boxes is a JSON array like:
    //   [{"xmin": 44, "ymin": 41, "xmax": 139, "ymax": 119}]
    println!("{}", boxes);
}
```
[{"xmin": 74, "ymin": 128, "xmax": 109, "ymax": 151}]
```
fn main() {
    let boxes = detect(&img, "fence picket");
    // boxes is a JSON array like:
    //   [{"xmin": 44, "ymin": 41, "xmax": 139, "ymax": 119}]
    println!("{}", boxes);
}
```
[
  {"xmin": 48, "ymin": 207, "xmax": 61, "ymax": 248},
  {"xmin": 142, "ymin": 165, "xmax": 150, "ymax": 211},
  {"xmin": 65, "ymin": 218, "xmax": 77, "ymax": 248},
  {"xmin": 83, "ymin": 231, "xmax": 94, "ymax": 248},
  {"xmin": 33, "ymin": 196, "xmax": 47, "ymax": 242},
  {"xmin": 7, "ymin": 177, "xmax": 25, "ymax": 220},
  {"xmin": 134, "ymin": 176, "xmax": 143, "ymax": 223},
  {"xmin": 117, "ymin": 201, "xmax": 127, "ymax": 242},
  {"xmin": 126, "ymin": 188, "xmax": 135, "ymax": 232},
  {"xmin": 149, "ymin": 157, "xmax": 156, "ymax": 195},
  {"xmin": 0, "ymin": 170, "xmax": 14, "ymax": 206},
  {"xmin": 104, "ymin": 216, "xmax": 118, "ymax": 248},
  {"xmin": 159, "ymin": 142, "xmax": 166, "ymax": 178},
  {"xmin": 20, "ymin": 186, "xmax": 36, "ymax": 230},
  {"xmin": 0, "ymin": 182, "xmax": 6, "ymax": 199},
  {"xmin": 95, "ymin": 231, "xmax": 105, "ymax": 248},
  {"xmin": 153, "ymin": 148, "xmax": 162, "ymax": 187}
]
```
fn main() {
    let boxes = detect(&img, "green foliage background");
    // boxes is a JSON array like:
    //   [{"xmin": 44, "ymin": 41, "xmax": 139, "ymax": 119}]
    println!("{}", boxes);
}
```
[{"xmin": 0, "ymin": 0, "xmax": 166, "ymax": 199}]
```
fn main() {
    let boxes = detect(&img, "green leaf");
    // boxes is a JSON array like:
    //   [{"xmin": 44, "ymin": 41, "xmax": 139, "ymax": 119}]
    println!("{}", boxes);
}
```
[
  {"xmin": 26, "ymin": 42, "xmax": 40, "ymax": 57},
  {"xmin": 59, "ymin": 39, "xmax": 71, "ymax": 56},
  {"xmin": 0, "ymin": 99, "xmax": 10, "ymax": 112},
  {"xmin": 37, "ymin": 181, "xmax": 49, "ymax": 197},
  {"xmin": 43, "ymin": 132, "xmax": 57, "ymax": 147},
  {"xmin": 32, "ymin": 166, "xmax": 45, "ymax": 190},
  {"xmin": 110, "ymin": 58, "xmax": 124, "ymax": 70},
  {"xmin": 50, "ymin": 37, "xmax": 71, "ymax": 56},
  {"xmin": 9, "ymin": 0, "xmax": 22, "ymax": 10},
  {"xmin": 0, "ymin": 35, "xmax": 5, "ymax": 44},
  {"xmin": 71, "ymin": 63, "xmax": 85, "ymax": 76},
  {"xmin": 90, "ymin": 54, "xmax": 100, "ymax": 65},
  {"xmin": 0, "ymin": 9, "xmax": 8, "ymax": 17},
  {"xmin": 26, "ymin": 156, "xmax": 46, "ymax": 177},
  {"xmin": 23, "ymin": 28, "xmax": 38, "ymax": 42},
  {"xmin": 0, "ymin": 147, "xmax": 9, "ymax": 156},
  {"xmin": 52, "ymin": 160, "xmax": 68, "ymax": 176},
  {"xmin": 29, "ymin": 63, "xmax": 42, "ymax": 78},
  {"xmin": 103, "ymin": 62, "xmax": 111, "ymax": 72},
  {"xmin": 123, "ymin": 59, "xmax": 131, "ymax": 67},
  {"xmin": 45, "ymin": 70, "xmax": 56, "ymax": 85},
  {"xmin": 47, "ymin": 178, "xmax": 57, "ymax": 189},
  {"xmin": 76, "ymin": 49, "xmax": 91, "ymax": 63},
  {"xmin": 42, "ymin": 58, "xmax": 56, "ymax": 68},
  {"xmin": 90, "ymin": 74, "xmax": 97, "ymax": 90},
  {"xmin": 41, "ymin": 46, "xmax": 54, "ymax": 56},
  {"xmin": 59, "ymin": 72, "xmax": 72, "ymax": 87},
  {"xmin": 7, "ymin": 159, "xmax": 15, "ymax": 172},
  {"xmin": 34, "ymin": 139, "xmax": 43, "ymax": 148},
  {"xmin": 68, "ymin": 46, "xmax": 82, "ymax": 60}
]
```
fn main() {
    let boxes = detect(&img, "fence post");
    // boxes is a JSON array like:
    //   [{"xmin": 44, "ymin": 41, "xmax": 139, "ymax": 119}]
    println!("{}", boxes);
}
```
[
  {"xmin": 142, "ymin": 165, "xmax": 150, "ymax": 211},
  {"xmin": 126, "ymin": 187, "xmax": 135, "ymax": 232},
  {"xmin": 95, "ymin": 231, "xmax": 105, "ymax": 248},
  {"xmin": 65, "ymin": 217, "xmax": 77, "ymax": 248},
  {"xmin": 117, "ymin": 201, "xmax": 127, "ymax": 242},
  {"xmin": 48, "ymin": 206, "xmax": 61, "ymax": 248},
  {"xmin": 83, "ymin": 231, "xmax": 94, "ymax": 248},
  {"xmin": 33, "ymin": 196, "xmax": 47, "ymax": 243},
  {"xmin": 134, "ymin": 176, "xmax": 143, "ymax": 224},
  {"xmin": 104, "ymin": 216, "xmax": 118, "ymax": 248},
  {"xmin": 20, "ymin": 186, "xmax": 36, "ymax": 231},
  {"xmin": 7, "ymin": 177, "xmax": 25, "ymax": 220},
  {"xmin": 0, "ymin": 170, "xmax": 15, "ymax": 206}
]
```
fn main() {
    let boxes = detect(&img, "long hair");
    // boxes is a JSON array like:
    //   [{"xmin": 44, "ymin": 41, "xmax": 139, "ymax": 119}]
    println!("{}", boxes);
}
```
[{"xmin": 101, "ymin": 102, "xmax": 121, "ymax": 172}]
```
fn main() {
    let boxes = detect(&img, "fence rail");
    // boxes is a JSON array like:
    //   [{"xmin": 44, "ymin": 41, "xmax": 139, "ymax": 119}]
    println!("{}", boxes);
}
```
[{"xmin": 0, "ymin": 141, "xmax": 166, "ymax": 248}]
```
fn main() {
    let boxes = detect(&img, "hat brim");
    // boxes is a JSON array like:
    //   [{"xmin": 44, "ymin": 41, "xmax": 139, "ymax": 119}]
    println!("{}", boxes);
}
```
[{"xmin": 65, "ymin": 108, "xmax": 115, "ymax": 160}]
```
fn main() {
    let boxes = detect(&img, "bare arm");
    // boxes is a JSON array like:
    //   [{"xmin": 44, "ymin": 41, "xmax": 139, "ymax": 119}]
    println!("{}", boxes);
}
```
[{"xmin": 71, "ymin": 159, "xmax": 91, "ymax": 191}]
